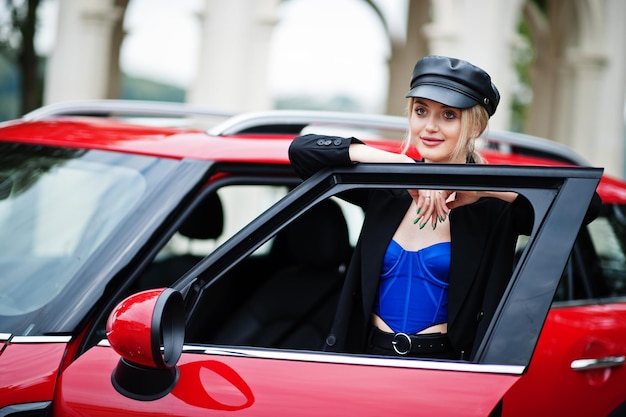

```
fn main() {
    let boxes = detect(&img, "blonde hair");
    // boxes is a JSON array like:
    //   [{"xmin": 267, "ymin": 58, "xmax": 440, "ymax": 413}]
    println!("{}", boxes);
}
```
[{"xmin": 402, "ymin": 98, "xmax": 490, "ymax": 163}]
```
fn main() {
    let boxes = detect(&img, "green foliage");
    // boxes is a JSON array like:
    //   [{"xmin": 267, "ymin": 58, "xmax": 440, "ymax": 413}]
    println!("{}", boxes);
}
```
[
  {"xmin": 274, "ymin": 94, "xmax": 363, "ymax": 112},
  {"xmin": 510, "ymin": 13, "xmax": 536, "ymax": 133},
  {"xmin": 0, "ymin": 54, "xmax": 19, "ymax": 121},
  {"xmin": 121, "ymin": 75, "xmax": 186, "ymax": 103}
]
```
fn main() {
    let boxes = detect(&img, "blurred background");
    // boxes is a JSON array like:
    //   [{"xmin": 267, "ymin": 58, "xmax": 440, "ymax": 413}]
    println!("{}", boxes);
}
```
[{"xmin": 1, "ymin": 0, "xmax": 625, "ymax": 177}]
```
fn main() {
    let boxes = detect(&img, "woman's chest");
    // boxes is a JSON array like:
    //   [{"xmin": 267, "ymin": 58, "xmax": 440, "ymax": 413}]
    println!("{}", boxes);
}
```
[{"xmin": 392, "ymin": 202, "xmax": 451, "ymax": 252}]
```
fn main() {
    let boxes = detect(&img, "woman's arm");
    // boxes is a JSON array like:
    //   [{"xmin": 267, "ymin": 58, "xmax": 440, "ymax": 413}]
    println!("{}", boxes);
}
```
[{"xmin": 348, "ymin": 143, "xmax": 415, "ymax": 164}]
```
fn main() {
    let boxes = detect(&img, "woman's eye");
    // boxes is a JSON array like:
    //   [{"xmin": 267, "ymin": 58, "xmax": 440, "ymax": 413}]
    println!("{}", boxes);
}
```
[
  {"xmin": 415, "ymin": 107, "xmax": 426, "ymax": 116},
  {"xmin": 443, "ymin": 111, "xmax": 456, "ymax": 120}
]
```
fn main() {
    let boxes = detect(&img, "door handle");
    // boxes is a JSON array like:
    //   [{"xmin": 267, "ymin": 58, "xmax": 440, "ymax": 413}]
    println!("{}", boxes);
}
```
[{"xmin": 571, "ymin": 356, "xmax": 625, "ymax": 371}]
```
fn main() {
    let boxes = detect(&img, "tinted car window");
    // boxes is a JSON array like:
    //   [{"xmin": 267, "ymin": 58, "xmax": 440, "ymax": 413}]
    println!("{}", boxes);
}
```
[
  {"xmin": 136, "ymin": 184, "xmax": 293, "ymax": 292},
  {"xmin": 539, "ymin": 203, "xmax": 626, "ymax": 303},
  {"xmin": 588, "ymin": 204, "xmax": 626, "ymax": 297},
  {"xmin": 0, "ymin": 145, "xmax": 145, "ymax": 317},
  {"xmin": 184, "ymin": 195, "xmax": 360, "ymax": 349},
  {"xmin": 0, "ymin": 143, "xmax": 183, "ymax": 335}
]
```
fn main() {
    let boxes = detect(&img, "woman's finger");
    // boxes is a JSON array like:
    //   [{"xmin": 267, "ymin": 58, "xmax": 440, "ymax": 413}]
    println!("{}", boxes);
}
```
[{"xmin": 414, "ymin": 190, "xmax": 432, "ymax": 228}]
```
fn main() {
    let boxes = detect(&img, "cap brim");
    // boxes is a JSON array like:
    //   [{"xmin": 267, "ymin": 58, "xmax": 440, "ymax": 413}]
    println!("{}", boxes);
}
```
[{"xmin": 405, "ymin": 84, "xmax": 478, "ymax": 109}]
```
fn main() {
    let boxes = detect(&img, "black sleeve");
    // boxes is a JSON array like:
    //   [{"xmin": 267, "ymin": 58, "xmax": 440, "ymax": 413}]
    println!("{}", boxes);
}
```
[
  {"xmin": 288, "ymin": 134, "xmax": 364, "ymax": 180},
  {"xmin": 510, "ymin": 194, "xmax": 534, "ymax": 236}
]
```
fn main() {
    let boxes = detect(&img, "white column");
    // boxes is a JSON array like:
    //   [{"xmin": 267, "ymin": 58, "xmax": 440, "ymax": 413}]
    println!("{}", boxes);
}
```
[
  {"xmin": 188, "ymin": 0, "xmax": 279, "ymax": 113},
  {"xmin": 43, "ymin": 0, "xmax": 123, "ymax": 103},
  {"xmin": 586, "ymin": 0, "xmax": 626, "ymax": 177},
  {"xmin": 548, "ymin": 0, "xmax": 626, "ymax": 176},
  {"xmin": 386, "ymin": 0, "xmax": 430, "ymax": 117}
]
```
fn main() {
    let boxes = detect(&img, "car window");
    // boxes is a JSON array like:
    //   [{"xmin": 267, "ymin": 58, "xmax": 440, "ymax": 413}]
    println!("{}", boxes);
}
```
[
  {"xmin": 0, "ymin": 145, "xmax": 146, "ymax": 317},
  {"xmin": 588, "ymin": 204, "xmax": 626, "ymax": 298},
  {"xmin": 530, "ymin": 202, "xmax": 626, "ymax": 304},
  {"xmin": 158, "ymin": 185, "xmax": 291, "ymax": 260},
  {"xmin": 184, "ymin": 195, "xmax": 360, "ymax": 349},
  {"xmin": 182, "ymin": 189, "xmax": 537, "ymax": 357},
  {"xmin": 137, "ymin": 180, "xmax": 365, "ymax": 293},
  {"xmin": 159, "ymin": 187, "xmax": 363, "ymax": 260}
]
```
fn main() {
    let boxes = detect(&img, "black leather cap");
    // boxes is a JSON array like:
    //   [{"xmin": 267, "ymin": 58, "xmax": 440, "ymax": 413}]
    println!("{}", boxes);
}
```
[{"xmin": 406, "ymin": 55, "xmax": 500, "ymax": 117}]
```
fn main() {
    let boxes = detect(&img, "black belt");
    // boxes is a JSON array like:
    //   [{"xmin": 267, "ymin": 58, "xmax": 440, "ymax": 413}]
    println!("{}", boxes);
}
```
[{"xmin": 369, "ymin": 326, "xmax": 452, "ymax": 356}]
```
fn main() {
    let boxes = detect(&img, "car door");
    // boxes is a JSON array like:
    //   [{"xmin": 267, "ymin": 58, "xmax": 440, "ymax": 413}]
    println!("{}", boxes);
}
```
[
  {"xmin": 53, "ymin": 163, "xmax": 602, "ymax": 417},
  {"xmin": 503, "ymin": 204, "xmax": 626, "ymax": 416}
]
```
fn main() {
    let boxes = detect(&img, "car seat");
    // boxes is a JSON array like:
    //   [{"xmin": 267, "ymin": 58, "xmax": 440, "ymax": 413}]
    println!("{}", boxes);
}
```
[{"xmin": 210, "ymin": 198, "xmax": 353, "ymax": 350}]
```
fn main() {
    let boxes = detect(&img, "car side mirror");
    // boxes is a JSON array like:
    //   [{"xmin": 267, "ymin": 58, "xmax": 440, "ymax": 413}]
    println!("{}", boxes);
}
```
[{"xmin": 106, "ymin": 288, "xmax": 185, "ymax": 400}]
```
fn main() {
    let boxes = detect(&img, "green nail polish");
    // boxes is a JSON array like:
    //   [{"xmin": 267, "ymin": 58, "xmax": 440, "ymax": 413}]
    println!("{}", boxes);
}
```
[
  {"xmin": 416, "ymin": 208, "xmax": 421, "ymax": 215},
  {"xmin": 419, "ymin": 223, "xmax": 426, "ymax": 230},
  {"xmin": 433, "ymin": 222, "xmax": 437, "ymax": 230},
  {"xmin": 413, "ymin": 218, "xmax": 419, "ymax": 224}
]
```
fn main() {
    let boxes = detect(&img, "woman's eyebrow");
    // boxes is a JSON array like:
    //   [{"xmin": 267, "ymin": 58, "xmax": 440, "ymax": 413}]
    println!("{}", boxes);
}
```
[{"xmin": 414, "ymin": 98, "xmax": 456, "ymax": 110}]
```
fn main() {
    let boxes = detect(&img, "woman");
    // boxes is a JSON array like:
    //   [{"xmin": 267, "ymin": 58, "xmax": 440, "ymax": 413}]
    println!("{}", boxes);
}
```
[{"xmin": 289, "ymin": 55, "xmax": 599, "ymax": 359}]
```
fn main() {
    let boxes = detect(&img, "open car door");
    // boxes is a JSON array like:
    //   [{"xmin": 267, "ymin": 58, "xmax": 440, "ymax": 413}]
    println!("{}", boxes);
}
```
[{"xmin": 54, "ymin": 163, "xmax": 602, "ymax": 416}]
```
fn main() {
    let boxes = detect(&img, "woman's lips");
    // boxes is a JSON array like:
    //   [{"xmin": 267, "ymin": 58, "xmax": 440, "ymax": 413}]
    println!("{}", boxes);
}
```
[{"xmin": 421, "ymin": 137, "xmax": 443, "ymax": 146}]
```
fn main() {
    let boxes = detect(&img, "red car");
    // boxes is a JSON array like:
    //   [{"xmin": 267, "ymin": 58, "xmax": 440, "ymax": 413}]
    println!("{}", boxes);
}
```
[{"xmin": 0, "ymin": 100, "xmax": 624, "ymax": 416}]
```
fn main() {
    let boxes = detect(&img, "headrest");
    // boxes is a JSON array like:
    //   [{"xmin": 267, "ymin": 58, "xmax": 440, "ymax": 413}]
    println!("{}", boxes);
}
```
[
  {"xmin": 178, "ymin": 192, "xmax": 224, "ymax": 240},
  {"xmin": 278, "ymin": 199, "xmax": 351, "ymax": 269}
]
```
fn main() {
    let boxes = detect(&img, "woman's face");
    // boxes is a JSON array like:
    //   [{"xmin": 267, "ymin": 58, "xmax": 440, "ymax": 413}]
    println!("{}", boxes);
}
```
[{"xmin": 409, "ymin": 98, "xmax": 463, "ymax": 163}]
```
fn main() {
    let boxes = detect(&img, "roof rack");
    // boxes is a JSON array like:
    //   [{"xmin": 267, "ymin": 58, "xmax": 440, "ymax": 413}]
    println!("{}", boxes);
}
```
[
  {"xmin": 482, "ymin": 130, "xmax": 588, "ymax": 166},
  {"xmin": 22, "ymin": 99, "xmax": 234, "ymax": 121},
  {"xmin": 209, "ymin": 109, "xmax": 589, "ymax": 166},
  {"xmin": 208, "ymin": 110, "xmax": 408, "ymax": 136}
]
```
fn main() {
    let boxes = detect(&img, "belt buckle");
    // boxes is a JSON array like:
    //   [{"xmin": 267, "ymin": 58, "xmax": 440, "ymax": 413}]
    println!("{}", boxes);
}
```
[{"xmin": 392, "ymin": 332, "xmax": 412, "ymax": 355}]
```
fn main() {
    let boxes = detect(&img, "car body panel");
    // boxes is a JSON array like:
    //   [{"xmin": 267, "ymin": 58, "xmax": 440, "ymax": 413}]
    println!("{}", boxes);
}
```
[
  {"xmin": 0, "ymin": 340, "xmax": 67, "ymax": 407},
  {"xmin": 0, "ymin": 119, "xmax": 293, "ymax": 163},
  {"xmin": 504, "ymin": 302, "xmax": 626, "ymax": 416},
  {"xmin": 54, "ymin": 345, "xmax": 519, "ymax": 417}
]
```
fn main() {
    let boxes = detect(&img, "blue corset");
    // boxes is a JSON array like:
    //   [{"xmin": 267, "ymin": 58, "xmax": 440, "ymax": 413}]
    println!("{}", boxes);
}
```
[{"xmin": 374, "ymin": 240, "xmax": 451, "ymax": 334}]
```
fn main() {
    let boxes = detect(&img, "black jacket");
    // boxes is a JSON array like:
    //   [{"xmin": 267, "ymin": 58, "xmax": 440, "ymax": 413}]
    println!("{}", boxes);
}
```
[{"xmin": 289, "ymin": 134, "xmax": 599, "ymax": 359}]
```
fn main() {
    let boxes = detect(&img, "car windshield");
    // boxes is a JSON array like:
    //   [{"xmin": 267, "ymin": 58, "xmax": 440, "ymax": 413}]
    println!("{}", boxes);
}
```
[{"xmin": 0, "ymin": 143, "xmax": 166, "ymax": 334}]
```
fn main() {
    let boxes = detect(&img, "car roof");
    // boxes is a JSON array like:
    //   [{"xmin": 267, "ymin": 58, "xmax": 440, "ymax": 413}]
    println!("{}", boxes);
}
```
[
  {"xmin": 3, "ymin": 100, "xmax": 626, "ymax": 203},
  {"xmin": 0, "ymin": 117, "xmax": 291, "ymax": 163}
]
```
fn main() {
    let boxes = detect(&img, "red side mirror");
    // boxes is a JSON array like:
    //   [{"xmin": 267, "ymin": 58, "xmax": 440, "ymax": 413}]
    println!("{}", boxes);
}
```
[{"xmin": 106, "ymin": 288, "xmax": 185, "ymax": 400}]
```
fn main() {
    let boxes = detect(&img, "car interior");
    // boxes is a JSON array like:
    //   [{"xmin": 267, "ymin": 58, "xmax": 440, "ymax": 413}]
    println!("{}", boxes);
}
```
[
  {"xmin": 208, "ymin": 198, "xmax": 352, "ymax": 349},
  {"xmin": 134, "ymin": 181, "xmax": 356, "ymax": 351},
  {"xmin": 133, "ymin": 174, "xmax": 626, "ymax": 356}
]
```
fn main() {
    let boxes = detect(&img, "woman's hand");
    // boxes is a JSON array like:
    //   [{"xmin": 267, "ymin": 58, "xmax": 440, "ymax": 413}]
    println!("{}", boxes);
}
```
[
  {"xmin": 409, "ymin": 189, "xmax": 518, "ymax": 229},
  {"xmin": 409, "ymin": 189, "xmax": 451, "ymax": 229}
]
